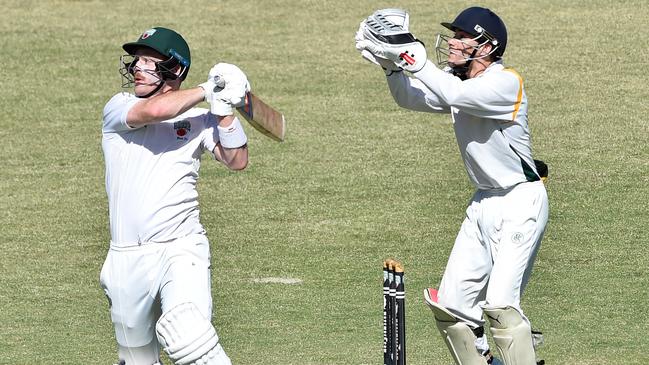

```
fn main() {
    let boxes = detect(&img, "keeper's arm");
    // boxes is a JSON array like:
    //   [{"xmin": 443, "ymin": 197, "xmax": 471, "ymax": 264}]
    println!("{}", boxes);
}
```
[
  {"xmin": 386, "ymin": 67, "xmax": 451, "ymax": 114},
  {"xmin": 413, "ymin": 62, "xmax": 522, "ymax": 119}
]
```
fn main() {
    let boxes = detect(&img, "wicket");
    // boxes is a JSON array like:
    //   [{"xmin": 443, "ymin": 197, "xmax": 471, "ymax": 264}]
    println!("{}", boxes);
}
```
[{"xmin": 383, "ymin": 259, "xmax": 406, "ymax": 365}]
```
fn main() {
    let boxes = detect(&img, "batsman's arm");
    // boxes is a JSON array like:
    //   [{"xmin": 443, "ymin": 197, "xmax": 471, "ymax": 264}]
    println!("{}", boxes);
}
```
[
  {"xmin": 212, "ymin": 115, "xmax": 248, "ymax": 171},
  {"xmin": 126, "ymin": 87, "xmax": 206, "ymax": 127}
]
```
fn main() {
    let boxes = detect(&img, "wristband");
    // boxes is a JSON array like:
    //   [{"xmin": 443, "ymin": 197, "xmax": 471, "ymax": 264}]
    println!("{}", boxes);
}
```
[{"xmin": 217, "ymin": 117, "xmax": 248, "ymax": 149}]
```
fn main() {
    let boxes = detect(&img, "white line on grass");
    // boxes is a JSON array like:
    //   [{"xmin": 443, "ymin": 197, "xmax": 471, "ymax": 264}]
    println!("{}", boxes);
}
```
[{"xmin": 251, "ymin": 277, "xmax": 303, "ymax": 285}]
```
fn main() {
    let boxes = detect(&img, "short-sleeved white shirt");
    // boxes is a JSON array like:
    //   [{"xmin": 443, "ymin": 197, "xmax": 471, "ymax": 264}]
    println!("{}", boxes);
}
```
[
  {"xmin": 102, "ymin": 92, "xmax": 220, "ymax": 244},
  {"xmin": 387, "ymin": 61, "xmax": 540, "ymax": 190}
]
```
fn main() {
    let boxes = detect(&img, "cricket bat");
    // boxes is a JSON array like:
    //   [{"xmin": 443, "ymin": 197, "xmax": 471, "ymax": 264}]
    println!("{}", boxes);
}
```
[
  {"xmin": 237, "ymin": 91, "xmax": 286, "ymax": 142},
  {"xmin": 214, "ymin": 77, "xmax": 286, "ymax": 142}
]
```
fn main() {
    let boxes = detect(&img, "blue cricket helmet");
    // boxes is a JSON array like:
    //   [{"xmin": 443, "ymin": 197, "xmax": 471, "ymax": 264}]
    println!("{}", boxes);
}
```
[{"xmin": 441, "ymin": 7, "xmax": 507, "ymax": 59}]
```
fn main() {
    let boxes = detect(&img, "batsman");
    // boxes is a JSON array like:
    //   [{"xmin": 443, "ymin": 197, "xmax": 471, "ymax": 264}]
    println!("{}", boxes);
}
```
[
  {"xmin": 100, "ymin": 27, "xmax": 252, "ymax": 365},
  {"xmin": 356, "ymin": 7, "xmax": 549, "ymax": 365}
]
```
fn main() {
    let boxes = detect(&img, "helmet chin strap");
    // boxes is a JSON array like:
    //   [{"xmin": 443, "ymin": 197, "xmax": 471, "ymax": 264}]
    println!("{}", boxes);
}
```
[
  {"xmin": 137, "ymin": 79, "xmax": 165, "ymax": 98},
  {"xmin": 451, "ymin": 49, "xmax": 478, "ymax": 80}
]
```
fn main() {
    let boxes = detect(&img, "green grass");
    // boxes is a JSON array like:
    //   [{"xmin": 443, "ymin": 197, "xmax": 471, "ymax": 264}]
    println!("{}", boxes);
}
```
[{"xmin": 1, "ymin": 0, "xmax": 647, "ymax": 364}]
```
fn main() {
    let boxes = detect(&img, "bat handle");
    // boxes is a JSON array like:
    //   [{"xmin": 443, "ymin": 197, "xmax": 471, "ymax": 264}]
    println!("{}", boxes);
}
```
[{"xmin": 213, "ymin": 75, "xmax": 226, "ymax": 91}]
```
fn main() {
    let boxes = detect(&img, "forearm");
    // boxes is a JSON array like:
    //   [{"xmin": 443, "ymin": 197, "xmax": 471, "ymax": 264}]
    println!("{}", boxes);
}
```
[
  {"xmin": 411, "ymin": 61, "xmax": 463, "ymax": 106},
  {"xmin": 127, "ymin": 87, "xmax": 206, "ymax": 127},
  {"xmin": 213, "ymin": 115, "xmax": 249, "ymax": 170},
  {"xmin": 214, "ymin": 144, "xmax": 248, "ymax": 170},
  {"xmin": 387, "ymin": 65, "xmax": 450, "ymax": 113}
]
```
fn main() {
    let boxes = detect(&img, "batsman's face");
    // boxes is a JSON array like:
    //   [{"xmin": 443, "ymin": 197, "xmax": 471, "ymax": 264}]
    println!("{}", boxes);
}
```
[{"xmin": 132, "ymin": 49, "xmax": 165, "ymax": 97}]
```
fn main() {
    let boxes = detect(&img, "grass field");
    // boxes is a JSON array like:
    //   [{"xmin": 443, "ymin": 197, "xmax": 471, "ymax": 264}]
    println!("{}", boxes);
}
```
[{"xmin": 1, "ymin": 0, "xmax": 647, "ymax": 364}]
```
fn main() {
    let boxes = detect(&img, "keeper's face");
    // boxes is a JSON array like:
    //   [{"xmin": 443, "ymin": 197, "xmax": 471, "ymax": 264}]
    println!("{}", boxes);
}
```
[{"xmin": 447, "ymin": 31, "xmax": 479, "ymax": 66}]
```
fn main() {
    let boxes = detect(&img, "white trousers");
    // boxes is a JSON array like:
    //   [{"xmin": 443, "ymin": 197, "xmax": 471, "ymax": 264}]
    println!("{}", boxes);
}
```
[
  {"xmin": 100, "ymin": 234, "xmax": 213, "ymax": 362},
  {"xmin": 438, "ymin": 181, "xmax": 549, "ymax": 328}
]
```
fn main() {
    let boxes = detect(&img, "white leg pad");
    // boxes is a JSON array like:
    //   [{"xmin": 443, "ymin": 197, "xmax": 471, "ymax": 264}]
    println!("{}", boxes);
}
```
[
  {"xmin": 424, "ymin": 289, "xmax": 487, "ymax": 365},
  {"xmin": 117, "ymin": 340, "xmax": 160, "ymax": 365},
  {"xmin": 156, "ymin": 302, "xmax": 231, "ymax": 365},
  {"xmin": 483, "ymin": 306, "xmax": 536, "ymax": 365}
]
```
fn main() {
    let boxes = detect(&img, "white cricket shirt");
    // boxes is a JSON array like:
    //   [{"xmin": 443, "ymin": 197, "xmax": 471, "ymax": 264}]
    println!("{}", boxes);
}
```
[
  {"xmin": 102, "ymin": 92, "xmax": 219, "ymax": 244},
  {"xmin": 387, "ymin": 61, "xmax": 540, "ymax": 190}
]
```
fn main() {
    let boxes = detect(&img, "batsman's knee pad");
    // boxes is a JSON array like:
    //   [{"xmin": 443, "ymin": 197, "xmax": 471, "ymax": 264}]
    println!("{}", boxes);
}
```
[
  {"xmin": 423, "ymin": 288, "xmax": 487, "ymax": 365},
  {"xmin": 483, "ymin": 306, "xmax": 536, "ymax": 365},
  {"xmin": 156, "ymin": 302, "xmax": 231, "ymax": 365}
]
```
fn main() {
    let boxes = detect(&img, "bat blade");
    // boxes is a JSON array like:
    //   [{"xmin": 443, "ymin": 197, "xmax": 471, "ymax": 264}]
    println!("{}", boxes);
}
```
[{"xmin": 236, "ymin": 92, "xmax": 285, "ymax": 142}]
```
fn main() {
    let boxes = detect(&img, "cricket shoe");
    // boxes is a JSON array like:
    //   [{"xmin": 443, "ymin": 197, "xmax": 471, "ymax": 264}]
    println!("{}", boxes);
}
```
[
  {"xmin": 532, "ymin": 329, "xmax": 545, "ymax": 365},
  {"xmin": 483, "ymin": 350, "xmax": 503, "ymax": 365},
  {"xmin": 484, "ymin": 353, "xmax": 544, "ymax": 365}
]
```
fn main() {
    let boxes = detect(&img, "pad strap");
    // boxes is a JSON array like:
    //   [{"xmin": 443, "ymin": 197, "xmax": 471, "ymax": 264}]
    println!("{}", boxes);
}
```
[
  {"xmin": 156, "ymin": 302, "xmax": 228, "ymax": 365},
  {"xmin": 483, "ymin": 306, "xmax": 536, "ymax": 365},
  {"xmin": 423, "ymin": 288, "xmax": 487, "ymax": 365}
]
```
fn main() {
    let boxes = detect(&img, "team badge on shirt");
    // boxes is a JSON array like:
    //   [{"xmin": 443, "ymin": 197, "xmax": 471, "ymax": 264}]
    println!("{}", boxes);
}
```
[{"xmin": 174, "ymin": 120, "xmax": 191, "ymax": 141}]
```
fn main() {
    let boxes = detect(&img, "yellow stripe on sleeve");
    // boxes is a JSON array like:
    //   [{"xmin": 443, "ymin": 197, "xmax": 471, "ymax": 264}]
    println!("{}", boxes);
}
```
[{"xmin": 504, "ymin": 68, "xmax": 524, "ymax": 121}]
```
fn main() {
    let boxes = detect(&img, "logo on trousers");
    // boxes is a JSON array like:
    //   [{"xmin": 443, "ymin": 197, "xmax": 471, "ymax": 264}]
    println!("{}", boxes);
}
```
[{"xmin": 511, "ymin": 232, "xmax": 524, "ymax": 244}]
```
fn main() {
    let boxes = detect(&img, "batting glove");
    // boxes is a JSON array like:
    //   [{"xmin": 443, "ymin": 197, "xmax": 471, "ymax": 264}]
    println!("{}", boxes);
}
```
[
  {"xmin": 210, "ymin": 98, "xmax": 234, "ymax": 116},
  {"xmin": 200, "ymin": 77, "xmax": 234, "ymax": 116},
  {"xmin": 198, "ymin": 78, "xmax": 217, "ymax": 102},
  {"xmin": 208, "ymin": 63, "xmax": 251, "ymax": 107},
  {"xmin": 203, "ymin": 63, "xmax": 251, "ymax": 116},
  {"xmin": 197, "ymin": 75, "xmax": 233, "ymax": 116}
]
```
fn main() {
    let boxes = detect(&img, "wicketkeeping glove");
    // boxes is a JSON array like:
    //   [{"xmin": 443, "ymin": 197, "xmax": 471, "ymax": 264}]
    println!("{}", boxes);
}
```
[
  {"xmin": 359, "ymin": 39, "xmax": 427, "ymax": 73},
  {"xmin": 355, "ymin": 22, "xmax": 401, "ymax": 75},
  {"xmin": 358, "ymin": 8, "xmax": 428, "ymax": 73}
]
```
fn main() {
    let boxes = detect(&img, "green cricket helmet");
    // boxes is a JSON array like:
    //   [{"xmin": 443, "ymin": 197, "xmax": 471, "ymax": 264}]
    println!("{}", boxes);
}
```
[{"xmin": 122, "ymin": 27, "xmax": 191, "ymax": 81}]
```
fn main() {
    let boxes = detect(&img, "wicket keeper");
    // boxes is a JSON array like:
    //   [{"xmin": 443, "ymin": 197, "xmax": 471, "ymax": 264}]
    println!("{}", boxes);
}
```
[{"xmin": 356, "ymin": 7, "xmax": 548, "ymax": 365}]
